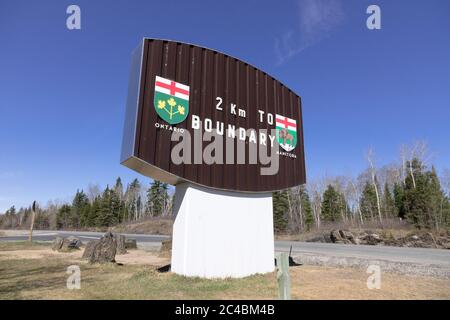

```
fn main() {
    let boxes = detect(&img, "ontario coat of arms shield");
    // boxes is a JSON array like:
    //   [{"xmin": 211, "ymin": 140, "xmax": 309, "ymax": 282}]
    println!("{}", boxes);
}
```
[{"xmin": 153, "ymin": 75, "xmax": 189, "ymax": 125}]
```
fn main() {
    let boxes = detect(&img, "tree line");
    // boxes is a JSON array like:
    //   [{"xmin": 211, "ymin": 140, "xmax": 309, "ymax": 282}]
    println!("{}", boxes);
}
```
[
  {"xmin": 273, "ymin": 143, "xmax": 450, "ymax": 232},
  {"xmin": 2, "ymin": 142, "xmax": 450, "ymax": 233},
  {"xmin": 1, "ymin": 178, "xmax": 172, "ymax": 230}
]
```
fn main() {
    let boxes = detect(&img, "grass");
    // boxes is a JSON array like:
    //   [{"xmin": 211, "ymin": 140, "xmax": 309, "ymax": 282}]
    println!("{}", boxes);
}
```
[
  {"xmin": 0, "ymin": 242, "xmax": 277, "ymax": 300},
  {"xmin": 0, "ymin": 241, "xmax": 51, "ymax": 251},
  {"xmin": 0, "ymin": 241, "xmax": 449, "ymax": 300}
]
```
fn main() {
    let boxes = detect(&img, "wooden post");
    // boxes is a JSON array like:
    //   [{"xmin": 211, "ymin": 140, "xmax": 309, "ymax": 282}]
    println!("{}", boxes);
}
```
[
  {"xmin": 276, "ymin": 252, "xmax": 291, "ymax": 300},
  {"xmin": 29, "ymin": 201, "xmax": 36, "ymax": 244}
]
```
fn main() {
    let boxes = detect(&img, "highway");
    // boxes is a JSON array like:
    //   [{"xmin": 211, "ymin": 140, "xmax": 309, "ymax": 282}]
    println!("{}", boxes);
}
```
[{"xmin": 1, "ymin": 230, "xmax": 449, "ymax": 268}]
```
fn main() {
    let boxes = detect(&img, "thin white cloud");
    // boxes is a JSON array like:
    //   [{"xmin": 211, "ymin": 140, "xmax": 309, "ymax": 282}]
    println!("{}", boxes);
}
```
[
  {"xmin": 0, "ymin": 171, "xmax": 23, "ymax": 179},
  {"xmin": 275, "ymin": 0, "xmax": 345, "ymax": 65}
]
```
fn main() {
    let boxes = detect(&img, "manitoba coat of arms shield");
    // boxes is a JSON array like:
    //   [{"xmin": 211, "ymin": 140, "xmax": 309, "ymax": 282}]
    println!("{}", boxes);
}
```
[{"xmin": 275, "ymin": 114, "xmax": 297, "ymax": 152}]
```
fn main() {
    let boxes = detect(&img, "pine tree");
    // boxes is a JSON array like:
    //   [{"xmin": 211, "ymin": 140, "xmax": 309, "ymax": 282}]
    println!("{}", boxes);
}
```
[
  {"xmin": 427, "ymin": 166, "xmax": 449, "ymax": 230},
  {"xmin": 382, "ymin": 183, "xmax": 396, "ymax": 219},
  {"xmin": 87, "ymin": 196, "xmax": 101, "ymax": 227},
  {"xmin": 114, "ymin": 177, "xmax": 124, "ymax": 201},
  {"xmin": 321, "ymin": 185, "xmax": 341, "ymax": 222},
  {"xmin": 72, "ymin": 190, "xmax": 89, "ymax": 228},
  {"xmin": 273, "ymin": 190, "xmax": 288, "ymax": 232},
  {"xmin": 403, "ymin": 159, "xmax": 430, "ymax": 228},
  {"xmin": 300, "ymin": 188, "xmax": 314, "ymax": 230},
  {"xmin": 57, "ymin": 204, "xmax": 71, "ymax": 229},
  {"xmin": 96, "ymin": 186, "xmax": 119, "ymax": 227},
  {"xmin": 147, "ymin": 180, "xmax": 169, "ymax": 216},
  {"xmin": 393, "ymin": 182, "xmax": 406, "ymax": 219},
  {"xmin": 360, "ymin": 182, "xmax": 378, "ymax": 221}
]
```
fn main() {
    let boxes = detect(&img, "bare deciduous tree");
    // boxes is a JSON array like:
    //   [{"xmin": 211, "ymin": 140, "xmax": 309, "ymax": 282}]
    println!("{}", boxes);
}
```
[{"xmin": 366, "ymin": 148, "xmax": 382, "ymax": 223}]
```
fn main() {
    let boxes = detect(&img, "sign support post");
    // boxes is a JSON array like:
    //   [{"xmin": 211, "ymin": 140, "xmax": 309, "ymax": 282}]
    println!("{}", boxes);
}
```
[{"xmin": 171, "ymin": 182, "xmax": 275, "ymax": 278}]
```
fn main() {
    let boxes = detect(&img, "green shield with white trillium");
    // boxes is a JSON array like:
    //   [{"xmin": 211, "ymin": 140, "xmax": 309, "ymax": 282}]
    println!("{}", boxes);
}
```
[
  {"xmin": 153, "ymin": 75, "xmax": 189, "ymax": 125},
  {"xmin": 275, "ymin": 114, "xmax": 297, "ymax": 152}
]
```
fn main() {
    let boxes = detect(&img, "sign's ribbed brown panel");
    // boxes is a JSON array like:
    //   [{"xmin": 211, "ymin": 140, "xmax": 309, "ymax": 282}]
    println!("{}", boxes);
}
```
[{"xmin": 125, "ymin": 39, "xmax": 306, "ymax": 192}]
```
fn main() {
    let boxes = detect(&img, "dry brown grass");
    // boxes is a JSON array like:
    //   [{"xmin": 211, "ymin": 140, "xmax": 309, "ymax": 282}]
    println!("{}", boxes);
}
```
[
  {"xmin": 0, "ymin": 241, "xmax": 449, "ymax": 300},
  {"xmin": 291, "ymin": 266, "xmax": 450, "ymax": 300},
  {"xmin": 112, "ymin": 218, "xmax": 173, "ymax": 235}
]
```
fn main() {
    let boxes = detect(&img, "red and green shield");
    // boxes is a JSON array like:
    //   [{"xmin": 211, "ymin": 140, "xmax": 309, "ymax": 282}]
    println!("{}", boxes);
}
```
[
  {"xmin": 275, "ymin": 114, "xmax": 297, "ymax": 152},
  {"xmin": 153, "ymin": 76, "xmax": 189, "ymax": 125}
]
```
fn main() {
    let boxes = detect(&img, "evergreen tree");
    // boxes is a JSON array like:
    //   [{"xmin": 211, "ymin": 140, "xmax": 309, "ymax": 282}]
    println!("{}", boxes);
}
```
[
  {"xmin": 393, "ymin": 182, "xmax": 406, "ymax": 219},
  {"xmin": 403, "ymin": 159, "xmax": 430, "ymax": 228},
  {"xmin": 72, "ymin": 190, "xmax": 89, "ymax": 228},
  {"xmin": 382, "ymin": 183, "xmax": 396, "ymax": 219},
  {"xmin": 5, "ymin": 206, "xmax": 17, "ymax": 228},
  {"xmin": 360, "ymin": 182, "xmax": 378, "ymax": 221},
  {"xmin": 300, "ymin": 187, "xmax": 314, "ymax": 230},
  {"xmin": 321, "ymin": 185, "xmax": 341, "ymax": 222},
  {"xmin": 56, "ymin": 204, "xmax": 71, "ymax": 229},
  {"xmin": 146, "ymin": 180, "xmax": 169, "ymax": 216},
  {"xmin": 96, "ymin": 186, "xmax": 120, "ymax": 227},
  {"xmin": 114, "ymin": 177, "xmax": 124, "ymax": 201},
  {"xmin": 273, "ymin": 190, "xmax": 288, "ymax": 232},
  {"xmin": 427, "ymin": 166, "xmax": 449, "ymax": 229},
  {"xmin": 87, "ymin": 196, "xmax": 101, "ymax": 227}
]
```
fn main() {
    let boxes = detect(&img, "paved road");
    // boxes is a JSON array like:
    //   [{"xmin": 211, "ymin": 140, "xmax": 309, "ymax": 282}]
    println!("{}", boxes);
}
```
[
  {"xmin": 1, "ymin": 230, "xmax": 449, "ymax": 267},
  {"xmin": 0, "ymin": 230, "xmax": 170, "ymax": 243},
  {"xmin": 277, "ymin": 240, "xmax": 450, "ymax": 266}
]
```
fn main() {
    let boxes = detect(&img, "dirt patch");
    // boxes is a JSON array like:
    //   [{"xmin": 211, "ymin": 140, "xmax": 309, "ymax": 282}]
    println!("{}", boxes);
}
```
[{"xmin": 116, "ymin": 250, "xmax": 169, "ymax": 265}]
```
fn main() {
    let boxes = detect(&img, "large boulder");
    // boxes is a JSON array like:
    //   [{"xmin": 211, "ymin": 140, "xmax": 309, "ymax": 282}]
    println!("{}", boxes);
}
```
[
  {"xmin": 82, "ymin": 240, "xmax": 99, "ymax": 260},
  {"xmin": 88, "ymin": 232, "xmax": 117, "ymax": 264},
  {"xmin": 62, "ymin": 236, "xmax": 82, "ymax": 250},
  {"xmin": 330, "ymin": 230, "xmax": 344, "ymax": 243},
  {"xmin": 339, "ymin": 230, "xmax": 358, "ymax": 244},
  {"xmin": 52, "ymin": 236, "xmax": 64, "ymax": 251},
  {"xmin": 330, "ymin": 230, "xmax": 355, "ymax": 244},
  {"xmin": 113, "ymin": 233, "xmax": 127, "ymax": 255},
  {"xmin": 52, "ymin": 236, "xmax": 81, "ymax": 252},
  {"xmin": 360, "ymin": 233, "xmax": 383, "ymax": 245}
]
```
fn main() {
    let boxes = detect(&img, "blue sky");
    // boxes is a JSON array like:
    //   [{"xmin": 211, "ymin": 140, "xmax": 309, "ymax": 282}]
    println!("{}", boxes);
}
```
[{"xmin": 0, "ymin": 0, "xmax": 449, "ymax": 212}]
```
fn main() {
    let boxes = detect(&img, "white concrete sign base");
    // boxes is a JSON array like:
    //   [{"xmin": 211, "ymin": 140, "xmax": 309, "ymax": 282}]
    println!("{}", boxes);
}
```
[{"xmin": 171, "ymin": 182, "xmax": 275, "ymax": 278}]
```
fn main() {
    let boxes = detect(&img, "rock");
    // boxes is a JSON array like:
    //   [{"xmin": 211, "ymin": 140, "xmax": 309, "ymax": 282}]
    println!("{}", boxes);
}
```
[
  {"xmin": 361, "ymin": 233, "xmax": 383, "ymax": 245},
  {"xmin": 60, "ymin": 236, "xmax": 81, "ymax": 252},
  {"xmin": 125, "ymin": 239, "xmax": 137, "ymax": 249},
  {"xmin": 88, "ymin": 232, "xmax": 117, "ymax": 264},
  {"xmin": 82, "ymin": 240, "xmax": 99, "ymax": 260},
  {"xmin": 330, "ymin": 230, "xmax": 355, "ymax": 244},
  {"xmin": 52, "ymin": 237, "xmax": 64, "ymax": 251},
  {"xmin": 441, "ymin": 242, "xmax": 450, "ymax": 250},
  {"xmin": 114, "ymin": 233, "xmax": 127, "ymax": 255},
  {"xmin": 339, "ymin": 230, "xmax": 357, "ymax": 244},
  {"xmin": 53, "ymin": 236, "xmax": 81, "ymax": 252},
  {"xmin": 330, "ymin": 230, "xmax": 344, "ymax": 243}
]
